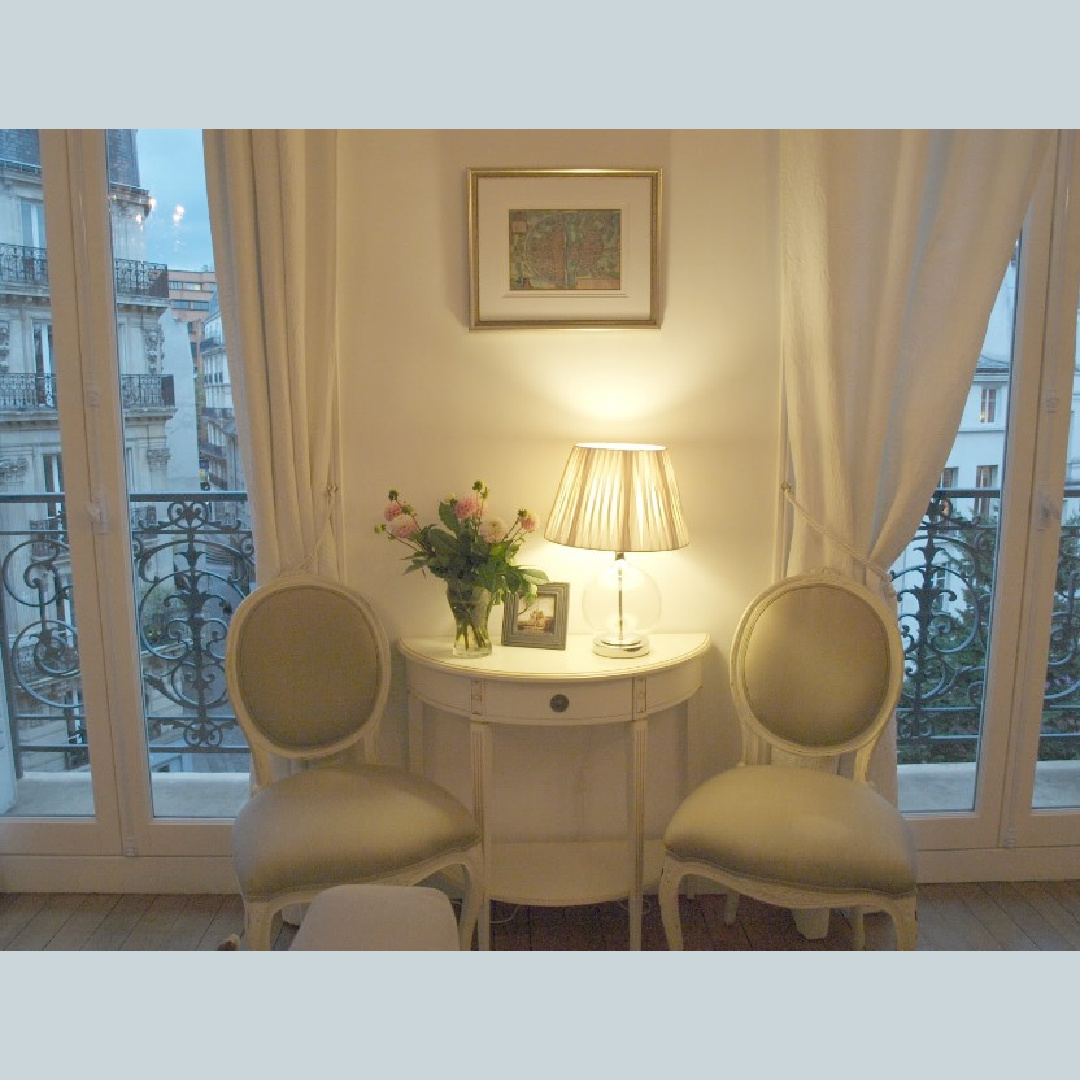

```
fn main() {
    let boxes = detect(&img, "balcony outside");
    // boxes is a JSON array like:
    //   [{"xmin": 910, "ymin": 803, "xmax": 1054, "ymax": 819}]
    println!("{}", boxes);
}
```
[{"xmin": 0, "ymin": 491, "xmax": 253, "ymax": 818}]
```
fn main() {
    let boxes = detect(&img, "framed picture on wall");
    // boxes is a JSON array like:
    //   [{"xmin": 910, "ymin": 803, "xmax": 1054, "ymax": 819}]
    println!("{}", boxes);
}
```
[
  {"xmin": 501, "ymin": 582, "xmax": 570, "ymax": 650},
  {"xmin": 468, "ymin": 168, "xmax": 661, "ymax": 329}
]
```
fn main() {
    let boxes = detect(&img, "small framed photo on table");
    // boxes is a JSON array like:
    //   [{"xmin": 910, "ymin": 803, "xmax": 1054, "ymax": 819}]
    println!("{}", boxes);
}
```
[{"xmin": 502, "ymin": 582, "xmax": 570, "ymax": 650}]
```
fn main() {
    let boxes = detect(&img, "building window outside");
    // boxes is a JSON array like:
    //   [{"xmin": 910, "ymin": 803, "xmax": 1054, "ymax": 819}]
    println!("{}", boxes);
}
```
[
  {"xmin": 20, "ymin": 199, "xmax": 45, "ymax": 247},
  {"xmin": 32, "ymin": 322, "xmax": 56, "ymax": 406},
  {"xmin": 980, "ymin": 386, "xmax": 999, "ymax": 423},
  {"xmin": 975, "ymin": 463, "xmax": 999, "ymax": 518},
  {"xmin": 940, "ymin": 466, "xmax": 959, "ymax": 489}
]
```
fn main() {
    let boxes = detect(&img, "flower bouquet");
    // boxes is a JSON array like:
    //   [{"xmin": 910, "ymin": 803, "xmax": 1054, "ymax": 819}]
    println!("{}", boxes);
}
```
[{"xmin": 377, "ymin": 480, "xmax": 548, "ymax": 656}]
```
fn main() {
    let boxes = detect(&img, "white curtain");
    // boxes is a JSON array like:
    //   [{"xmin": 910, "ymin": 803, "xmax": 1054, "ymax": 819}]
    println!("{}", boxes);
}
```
[
  {"xmin": 203, "ymin": 129, "xmax": 342, "ymax": 585},
  {"xmin": 778, "ymin": 129, "xmax": 1052, "ymax": 802},
  {"xmin": 204, "ymin": 130, "xmax": 343, "ymax": 788}
]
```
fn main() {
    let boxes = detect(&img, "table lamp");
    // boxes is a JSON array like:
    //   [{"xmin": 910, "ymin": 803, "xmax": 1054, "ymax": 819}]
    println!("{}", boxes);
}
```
[{"xmin": 545, "ymin": 442, "xmax": 689, "ymax": 657}]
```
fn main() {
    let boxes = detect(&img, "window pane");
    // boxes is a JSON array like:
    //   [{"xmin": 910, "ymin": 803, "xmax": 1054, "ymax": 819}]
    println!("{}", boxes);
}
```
[
  {"xmin": 1034, "ymin": 288, "xmax": 1080, "ymax": 809},
  {"xmin": 0, "ymin": 130, "xmax": 94, "ymax": 817},
  {"xmin": 893, "ymin": 252, "xmax": 1016, "ymax": 813},
  {"xmin": 108, "ymin": 129, "xmax": 252, "ymax": 819}
]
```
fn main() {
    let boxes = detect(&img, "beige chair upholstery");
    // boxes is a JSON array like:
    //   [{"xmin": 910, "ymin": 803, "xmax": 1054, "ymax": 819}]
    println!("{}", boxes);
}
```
[
  {"xmin": 659, "ymin": 570, "xmax": 917, "ymax": 950},
  {"xmin": 227, "ymin": 574, "xmax": 484, "ymax": 950}
]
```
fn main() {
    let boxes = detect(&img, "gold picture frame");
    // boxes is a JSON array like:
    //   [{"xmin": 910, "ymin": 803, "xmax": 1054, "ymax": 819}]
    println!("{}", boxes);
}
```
[
  {"xmin": 501, "ymin": 582, "xmax": 570, "ymax": 650},
  {"xmin": 468, "ymin": 168, "xmax": 661, "ymax": 329}
]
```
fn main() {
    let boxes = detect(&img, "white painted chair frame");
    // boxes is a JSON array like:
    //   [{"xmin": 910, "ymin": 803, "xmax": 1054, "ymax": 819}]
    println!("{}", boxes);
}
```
[
  {"xmin": 659, "ymin": 570, "xmax": 918, "ymax": 950},
  {"xmin": 226, "ymin": 573, "xmax": 484, "ymax": 950}
]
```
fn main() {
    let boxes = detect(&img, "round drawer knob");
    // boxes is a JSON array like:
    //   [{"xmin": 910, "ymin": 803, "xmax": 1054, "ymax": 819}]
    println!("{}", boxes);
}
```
[{"xmin": 549, "ymin": 693, "xmax": 570, "ymax": 713}]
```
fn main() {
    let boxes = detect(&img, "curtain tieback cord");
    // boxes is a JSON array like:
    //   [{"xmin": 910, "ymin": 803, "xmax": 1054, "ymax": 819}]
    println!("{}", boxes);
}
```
[{"xmin": 781, "ymin": 483, "xmax": 895, "ymax": 598}]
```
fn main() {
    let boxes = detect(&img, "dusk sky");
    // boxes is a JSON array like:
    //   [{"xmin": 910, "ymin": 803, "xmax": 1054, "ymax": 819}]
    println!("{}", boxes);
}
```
[{"xmin": 134, "ymin": 129, "xmax": 216, "ymax": 272}]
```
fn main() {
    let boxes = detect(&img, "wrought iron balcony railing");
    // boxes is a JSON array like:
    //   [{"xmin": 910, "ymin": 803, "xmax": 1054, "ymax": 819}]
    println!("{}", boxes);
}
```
[
  {"xmin": 0, "ymin": 373, "xmax": 174, "ymax": 413},
  {"xmin": 5, "ymin": 483, "xmax": 1080, "ymax": 781},
  {"xmin": 0, "ymin": 243, "xmax": 168, "ymax": 299},
  {"xmin": 0, "ymin": 491, "xmax": 253, "ymax": 777},
  {"xmin": 891, "ymin": 487, "xmax": 1080, "ymax": 765}
]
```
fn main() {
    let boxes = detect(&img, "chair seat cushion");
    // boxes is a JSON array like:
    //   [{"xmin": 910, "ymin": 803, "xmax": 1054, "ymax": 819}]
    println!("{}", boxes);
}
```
[
  {"xmin": 290, "ymin": 885, "xmax": 460, "ymax": 951},
  {"xmin": 232, "ymin": 765, "xmax": 480, "ymax": 900},
  {"xmin": 664, "ymin": 765, "xmax": 917, "ymax": 897}
]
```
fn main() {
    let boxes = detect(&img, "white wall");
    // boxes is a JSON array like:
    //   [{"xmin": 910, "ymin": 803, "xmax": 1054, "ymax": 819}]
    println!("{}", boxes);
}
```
[{"xmin": 339, "ymin": 130, "xmax": 782, "ymax": 826}]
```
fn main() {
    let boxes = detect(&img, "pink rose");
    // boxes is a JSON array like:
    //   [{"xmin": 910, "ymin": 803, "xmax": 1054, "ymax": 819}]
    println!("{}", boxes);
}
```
[
  {"xmin": 384, "ymin": 500, "xmax": 405, "ymax": 521},
  {"xmin": 390, "ymin": 518, "xmax": 419, "ymax": 539},
  {"xmin": 480, "ymin": 518, "xmax": 506, "ymax": 541},
  {"xmin": 453, "ymin": 495, "xmax": 482, "ymax": 521},
  {"xmin": 520, "ymin": 514, "xmax": 537, "ymax": 533}
]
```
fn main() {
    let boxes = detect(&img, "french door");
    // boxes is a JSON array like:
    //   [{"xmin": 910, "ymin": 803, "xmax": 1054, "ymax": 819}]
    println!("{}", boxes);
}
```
[
  {"xmin": 896, "ymin": 132, "xmax": 1080, "ymax": 875},
  {"xmin": 0, "ymin": 129, "xmax": 250, "ymax": 883}
]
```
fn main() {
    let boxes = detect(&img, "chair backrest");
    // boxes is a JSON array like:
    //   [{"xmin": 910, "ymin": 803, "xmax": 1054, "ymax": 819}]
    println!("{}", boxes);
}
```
[
  {"xmin": 225, "ymin": 574, "xmax": 391, "ymax": 767},
  {"xmin": 729, "ymin": 570, "xmax": 904, "ymax": 778}
]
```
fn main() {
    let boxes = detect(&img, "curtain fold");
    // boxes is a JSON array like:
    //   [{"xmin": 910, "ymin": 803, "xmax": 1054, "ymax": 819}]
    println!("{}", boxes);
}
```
[
  {"xmin": 778, "ymin": 129, "xmax": 1053, "ymax": 801},
  {"xmin": 204, "ymin": 129, "xmax": 343, "ymax": 788},
  {"xmin": 203, "ymin": 129, "xmax": 341, "ymax": 585}
]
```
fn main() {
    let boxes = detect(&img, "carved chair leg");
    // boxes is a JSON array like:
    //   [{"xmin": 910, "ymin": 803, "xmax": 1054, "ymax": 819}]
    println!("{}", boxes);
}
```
[
  {"xmin": 723, "ymin": 890, "xmax": 740, "ymax": 925},
  {"xmin": 892, "ymin": 897, "xmax": 919, "ymax": 950},
  {"xmin": 244, "ymin": 900, "xmax": 275, "ymax": 951},
  {"xmin": 457, "ymin": 859, "xmax": 485, "ymax": 951},
  {"xmin": 658, "ymin": 863, "xmax": 685, "ymax": 951}
]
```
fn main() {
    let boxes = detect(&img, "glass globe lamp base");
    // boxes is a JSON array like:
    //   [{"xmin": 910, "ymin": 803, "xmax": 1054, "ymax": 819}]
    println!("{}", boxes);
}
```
[
  {"xmin": 592, "ymin": 632, "xmax": 650, "ymax": 658},
  {"xmin": 584, "ymin": 554, "xmax": 660, "ymax": 659}
]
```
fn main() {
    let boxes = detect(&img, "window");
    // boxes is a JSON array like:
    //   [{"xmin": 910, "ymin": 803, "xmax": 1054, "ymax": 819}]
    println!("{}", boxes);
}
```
[
  {"xmin": 32, "ymin": 321, "xmax": 56, "ymax": 406},
  {"xmin": 980, "ymin": 386, "xmax": 999, "ymax": 423},
  {"xmin": 940, "ymin": 466, "xmax": 959, "ymax": 489},
  {"xmin": 1, "ymin": 129, "xmax": 249, "ymax": 866},
  {"xmin": 20, "ymin": 199, "xmax": 45, "ymax": 247},
  {"xmin": 975, "ymin": 463, "xmax": 998, "ymax": 519}
]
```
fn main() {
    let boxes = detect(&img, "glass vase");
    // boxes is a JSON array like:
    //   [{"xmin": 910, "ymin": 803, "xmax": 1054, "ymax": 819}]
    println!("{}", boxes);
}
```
[{"xmin": 447, "ymin": 582, "xmax": 494, "ymax": 658}]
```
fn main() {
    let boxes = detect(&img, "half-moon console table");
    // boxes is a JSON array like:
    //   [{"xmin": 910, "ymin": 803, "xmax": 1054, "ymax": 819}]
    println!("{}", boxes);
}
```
[{"xmin": 399, "ymin": 633, "xmax": 710, "ymax": 950}]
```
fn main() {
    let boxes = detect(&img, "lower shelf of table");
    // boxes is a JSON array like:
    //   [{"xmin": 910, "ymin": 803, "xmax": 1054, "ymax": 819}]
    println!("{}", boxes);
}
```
[{"xmin": 486, "ymin": 838, "xmax": 665, "ymax": 907}]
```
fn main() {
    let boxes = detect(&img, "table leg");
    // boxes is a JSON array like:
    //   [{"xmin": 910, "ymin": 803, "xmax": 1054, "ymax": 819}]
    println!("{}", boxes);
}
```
[
  {"xmin": 471, "ymin": 718, "xmax": 492, "ymax": 950},
  {"xmin": 407, "ymin": 691, "xmax": 424, "ymax": 775},
  {"xmin": 628, "ymin": 714, "xmax": 647, "ymax": 950}
]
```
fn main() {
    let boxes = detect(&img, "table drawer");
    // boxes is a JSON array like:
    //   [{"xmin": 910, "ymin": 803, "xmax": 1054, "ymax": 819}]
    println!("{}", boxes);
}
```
[{"xmin": 483, "ymin": 678, "xmax": 632, "ymax": 722}]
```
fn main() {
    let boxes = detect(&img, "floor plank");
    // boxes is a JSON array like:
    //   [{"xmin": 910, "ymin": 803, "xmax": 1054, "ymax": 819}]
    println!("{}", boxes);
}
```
[
  {"xmin": 3, "ymin": 883, "xmax": 1078, "ymax": 950},
  {"xmin": 1011, "ymin": 881, "xmax": 1080, "ymax": 949},
  {"xmin": 120, "ymin": 895, "xmax": 191, "ymax": 952},
  {"xmin": 196, "ymin": 893, "xmax": 245, "ymax": 951},
  {"xmin": 44, "ymin": 894, "xmax": 122, "ymax": 951},
  {"xmin": 81, "ymin": 894, "xmax": 157, "ymax": 951},
  {"xmin": 489, "ymin": 902, "xmax": 531, "ymax": 950},
  {"xmin": 7, "ymin": 893, "xmax": 93, "ymax": 951},
  {"xmin": 1043, "ymin": 879, "xmax": 1080, "ymax": 923},
  {"xmin": 921, "ymin": 883, "xmax": 1005, "ymax": 950},
  {"xmin": 981, "ymin": 882, "xmax": 1075, "ymax": 950},
  {"xmin": 0, "ymin": 894, "xmax": 49, "ymax": 949},
  {"xmin": 158, "ymin": 895, "xmax": 228, "ymax": 951},
  {"xmin": 949, "ymin": 882, "xmax": 1037, "ymax": 950}
]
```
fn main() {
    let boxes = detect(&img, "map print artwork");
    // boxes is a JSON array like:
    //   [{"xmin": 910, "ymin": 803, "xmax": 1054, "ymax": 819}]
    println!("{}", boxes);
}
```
[{"xmin": 508, "ymin": 208, "xmax": 621, "ymax": 291}]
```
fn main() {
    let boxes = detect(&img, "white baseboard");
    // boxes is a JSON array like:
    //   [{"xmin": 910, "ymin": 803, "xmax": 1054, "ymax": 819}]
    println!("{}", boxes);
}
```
[
  {"xmin": 916, "ymin": 845, "xmax": 1080, "ymax": 882},
  {"xmin": 0, "ymin": 855, "xmax": 238, "ymax": 894}
]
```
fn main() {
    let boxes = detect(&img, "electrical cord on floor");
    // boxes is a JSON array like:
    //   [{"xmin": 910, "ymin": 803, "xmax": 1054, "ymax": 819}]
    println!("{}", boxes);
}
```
[
  {"xmin": 452, "ymin": 899, "xmax": 521, "ymax": 924},
  {"xmin": 490, "ymin": 904, "xmax": 521, "ymax": 925}
]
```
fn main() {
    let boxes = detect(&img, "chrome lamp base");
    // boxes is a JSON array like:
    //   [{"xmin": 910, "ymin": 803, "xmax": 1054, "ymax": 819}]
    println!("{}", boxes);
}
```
[{"xmin": 592, "ymin": 633, "xmax": 651, "ymax": 658}]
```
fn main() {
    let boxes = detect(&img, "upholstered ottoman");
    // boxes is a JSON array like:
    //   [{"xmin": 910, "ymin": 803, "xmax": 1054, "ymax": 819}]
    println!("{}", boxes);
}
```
[{"xmin": 289, "ymin": 884, "xmax": 460, "ymax": 951}]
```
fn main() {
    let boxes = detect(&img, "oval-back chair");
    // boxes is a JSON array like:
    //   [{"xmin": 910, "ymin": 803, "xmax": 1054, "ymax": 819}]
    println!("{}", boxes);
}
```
[
  {"xmin": 659, "ymin": 570, "xmax": 918, "ymax": 949},
  {"xmin": 226, "ymin": 573, "xmax": 484, "ymax": 949}
]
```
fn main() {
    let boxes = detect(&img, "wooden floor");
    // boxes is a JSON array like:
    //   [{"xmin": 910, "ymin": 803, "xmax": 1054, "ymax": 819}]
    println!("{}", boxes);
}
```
[{"xmin": 4, "ymin": 881, "xmax": 1080, "ymax": 950}]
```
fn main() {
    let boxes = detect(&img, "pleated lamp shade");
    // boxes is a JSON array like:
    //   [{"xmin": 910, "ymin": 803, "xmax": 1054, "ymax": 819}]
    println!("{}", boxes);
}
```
[
  {"xmin": 545, "ymin": 443, "xmax": 689, "ymax": 554},
  {"xmin": 546, "ymin": 443, "xmax": 688, "ymax": 657}
]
